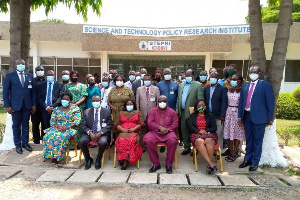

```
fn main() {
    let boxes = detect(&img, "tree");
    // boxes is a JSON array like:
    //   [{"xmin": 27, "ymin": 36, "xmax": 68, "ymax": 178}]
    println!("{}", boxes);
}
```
[{"xmin": 0, "ymin": 0, "xmax": 102, "ymax": 72}]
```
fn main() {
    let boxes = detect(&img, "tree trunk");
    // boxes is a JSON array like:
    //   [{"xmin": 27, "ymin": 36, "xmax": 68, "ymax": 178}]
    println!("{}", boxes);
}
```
[
  {"xmin": 20, "ymin": 0, "xmax": 31, "ymax": 69},
  {"xmin": 248, "ymin": 0, "xmax": 267, "ymax": 79},
  {"xmin": 268, "ymin": 0, "xmax": 293, "ymax": 102}
]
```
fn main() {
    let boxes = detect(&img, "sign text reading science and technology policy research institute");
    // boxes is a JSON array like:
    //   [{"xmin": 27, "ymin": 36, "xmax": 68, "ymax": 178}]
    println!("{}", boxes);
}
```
[{"xmin": 83, "ymin": 24, "xmax": 250, "ymax": 37}]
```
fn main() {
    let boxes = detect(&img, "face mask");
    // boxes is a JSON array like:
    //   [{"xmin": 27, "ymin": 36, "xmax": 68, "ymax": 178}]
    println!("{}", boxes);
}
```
[
  {"xmin": 135, "ymin": 76, "xmax": 141, "ymax": 80},
  {"xmin": 210, "ymin": 78, "xmax": 218, "ymax": 85},
  {"xmin": 36, "ymin": 71, "xmax": 44, "ymax": 77},
  {"xmin": 224, "ymin": 71, "xmax": 230, "ymax": 79},
  {"xmin": 126, "ymin": 105, "xmax": 134, "ymax": 111},
  {"xmin": 111, "ymin": 74, "xmax": 116, "ymax": 80},
  {"xmin": 88, "ymin": 81, "xmax": 95, "ymax": 86},
  {"xmin": 144, "ymin": 80, "xmax": 151, "ymax": 86},
  {"xmin": 17, "ymin": 64, "xmax": 25, "ymax": 72},
  {"xmin": 155, "ymin": 77, "xmax": 161, "ymax": 82},
  {"xmin": 185, "ymin": 77, "xmax": 192, "ymax": 83},
  {"xmin": 159, "ymin": 102, "xmax": 167, "ymax": 109},
  {"xmin": 47, "ymin": 76, "xmax": 54, "ymax": 82},
  {"xmin": 178, "ymin": 76, "xmax": 182, "ymax": 81},
  {"xmin": 116, "ymin": 81, "xmax": 124, "ymax": 87},
  {"xmin": 101, "ymin": 81, "xmax": 109, "ymax": 87},
  {"xmin": 182, "ymin": 79, "xmax": 186, "ymax": 84},
  {"xmin": 230, "ymin": 80, "xmax": 238, "ymax": 87},
  {"xmin": 197, "ymin": 106, "xmax": 206, "ymax": 112},
  {"xmin": 228, "ymin": 71, "xmax": 236, "ymax": 76},
  {"xmin": 92, "ymin": 102, "xmax": 101, "ymax": 108},
  {"xmin": 249, "ymin": 73, "xmax": 259, "ymax": 81},
  {"xmin": 199, "ymin": 75, "xmax": 207, "ymax": 82},
  {"xmin": 109, "ymin": 74, "xmax": 112, "ymax": 79},
  {"xmin": 164, "ymin": 74, "xmax": 172, "ymax": 81},
  {"xmin": 62, "ymin": 75, "xmax": 69, "ymax": 81},
  {"xmin": 129, "ymin": 75, "xmax": 135, "ymax": 81},
  {"xmin": 61, "ymin": 100, "xmax": 69, "ymax": 107},
  {"xmin": 71, "ymin": 77, "xmax": 78, "ymax": 83},
  {"xmin": 141, "ymin": 74, "xmax": 145, "ymax": 79}
]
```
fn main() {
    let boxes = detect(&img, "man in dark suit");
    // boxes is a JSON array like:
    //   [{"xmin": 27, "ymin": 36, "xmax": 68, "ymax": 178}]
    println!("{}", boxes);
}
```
[
  {"xmin": 79, "ymin": 95, "xmax": 113, "ymax": 170},
  {"xmin": 238, "ymin": 66, "xmax": 275, "ymax": 171},
  {"xmin": 204, "ymin": 71, "xmax": 228, "ymax": 150},
  {"xmin": 37, "ymin": 70, "xmax": 64, "ymax": 133},
  {"xmin": 132, "ymin": 68, "xmax": 148, "ymax": 96},
  {"xmin": 3, "ymin": 59, "xmax": 36, "ymax": 154}
]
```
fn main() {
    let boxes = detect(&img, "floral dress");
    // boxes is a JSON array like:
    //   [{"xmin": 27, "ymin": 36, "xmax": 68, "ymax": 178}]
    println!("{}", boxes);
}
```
[
  {"xmin": 64, "ymin": 83, "xmax": 88, "ymax": 111},
  {"xmin": 115, "ymin": 110, "xmax": 144, "ymax": 165},
  {"xmin": 42, "ymin": 105, "xmax": 81, "ymax": 161}
]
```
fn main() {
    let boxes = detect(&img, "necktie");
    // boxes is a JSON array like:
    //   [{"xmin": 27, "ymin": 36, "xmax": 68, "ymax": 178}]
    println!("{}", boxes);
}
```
[
  {"xmin": 92, "ymin": 109, "xmax": 99, "ymax": 133},
  {"xmin": 245, "ymin": 82, "xmax": 255, "ymax": 109},
  {"xmin": 146, "ymin": 87, "xmax": 150, "ymax": 100},
  {"xmin": 20, "ymin": 72, "xmax": 25, "ymax": 87},
  {"xmin": 46, "ymin": 82, "xmax": 52, "ymax": 106}
]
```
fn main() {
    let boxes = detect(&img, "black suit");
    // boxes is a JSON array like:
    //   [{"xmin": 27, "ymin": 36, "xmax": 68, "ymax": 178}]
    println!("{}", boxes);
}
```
[
  {"xmin": 188, "ymin": 112, "xmax": 217, "ymax": 134},
  {"xmin": 132, "ymin": 79, "xmax": 143, "ymax": 96},
  {"xmin": 79, "ymin": 107, "xmax": 113, "ymax": 162},
  {"xmin": 37, "ymin": 81, "xmax": 64, "ymax": 132}
]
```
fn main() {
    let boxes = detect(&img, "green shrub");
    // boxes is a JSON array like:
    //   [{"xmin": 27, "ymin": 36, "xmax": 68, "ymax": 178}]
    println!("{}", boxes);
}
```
[
  {"xmin": 276, "ymin": 93, "xmax": 300, "ymax": 120},
  {"xmin": 291, "ymin": 87, "xmax": 300, "ymax": 102},
  {"xmin": 0, "ymin": 124, "xmax": 5, "ymax": 144}
]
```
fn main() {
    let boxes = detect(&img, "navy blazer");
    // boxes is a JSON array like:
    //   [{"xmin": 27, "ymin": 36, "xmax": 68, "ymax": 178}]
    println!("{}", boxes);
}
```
[
  {"xmin": 3, "ymin": 71, "xmax": 36, "ymax": 111},
  {"xmin": 37, "ymin": 81, "xmax": 64, "ymax": 110},
  {"xmin": 238, "ymin": 80, "xmax": 275, "ymax": 124},
  {"xmin": 204, "ymin": 84, "xmax": 228, "ymax": 119}
]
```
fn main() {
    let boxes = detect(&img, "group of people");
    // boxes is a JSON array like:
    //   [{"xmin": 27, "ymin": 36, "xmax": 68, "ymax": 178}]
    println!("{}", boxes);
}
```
[{"xmin": 3, "ymin": 59, "xmax": 275, "ymax": 174}]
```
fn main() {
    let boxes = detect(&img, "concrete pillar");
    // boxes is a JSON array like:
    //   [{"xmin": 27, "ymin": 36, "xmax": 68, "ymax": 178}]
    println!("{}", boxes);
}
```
[
  {"xmin": 101, "ymin": 51, "xmax": 109, "ymax": 74},
  {"xmin": 204, "ymin": 53, "xmax": 212, "ymax": 72},
  {"xmin": 31, "ymin": 42, "xmax": 39, "ymax": 76}
]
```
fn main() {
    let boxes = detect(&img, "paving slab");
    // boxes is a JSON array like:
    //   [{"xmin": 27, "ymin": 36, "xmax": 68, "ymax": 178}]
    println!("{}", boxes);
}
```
[
  {"xmin": 98, "ymin": 171, "xmax": 130, "ymax": 184},
  {"xmin": 128, "ymin": 172, "xmax": 157, "ymax": 184},
  {"xmin": 159, "ymin": 173, "xmax": 188, "ymax": 185},
  {"xmin": 0, "ymin": 167, "xmax": 21, "ymax": 180},
  {"xmin": 188, "ymin": 173, "xmax": 221, "ymax": 186},
  {"xmin": 218, "ymin": 174, "xmax": 257, "ymax": 187},
  {"xmin": 36, "ymin": 170, "xmax": 74, "ymax": 182},
  {"xmin": 15, "ymin": 168, "xmax": 46, "ymax": 181},
  {"xmin": 277, "ymin": 175, "xmax": 300, "ymax": 186},
  {"xmin": 67, "ymin": 170, "xmax": 102, "ymax": 183}
]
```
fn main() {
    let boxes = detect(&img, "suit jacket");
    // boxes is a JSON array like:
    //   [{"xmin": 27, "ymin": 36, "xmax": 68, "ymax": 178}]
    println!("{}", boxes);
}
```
[
  {"xmin": 3, "ymin": 71, "xmax": 36, "ymax": 111},
  {"xmin": 203, "ymin": 84, "xmax": 228, "ymax": 119},
  {"xmin": 136, "ymin": 85, "xmax": 160, "ymax": 121},
  {"xmin": 176, "ymin": 81, "xmax": 204, "ymax": 120},
  {"xmin": 81, "ymin": 107, "xmax": 113, "ymax": 136},
  {"xmin": 238, "ymin": 80, "xmax": 275, "ymax": 124},
  {"xmin": 188, "ymin": 112, "xmax": 217, "ymax": 134},
  {"xmin": 132, "ymin": 79, "xmax": 143, "ymax": 96},
  {"xmin": 37, "ymin": 81, "xmax": 64, "ymax": 110}
]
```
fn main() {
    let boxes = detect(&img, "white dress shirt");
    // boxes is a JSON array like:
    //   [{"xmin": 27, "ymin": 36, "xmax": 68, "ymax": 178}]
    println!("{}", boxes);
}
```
[
  {"xmin": 124, "ymin": 81, "xmax": 133, "ymax": 89},
  {"xmin": 45, "ymin": 81, "xmax": 54, "ymax": 109},
  {"xmin": 94, "ymin": 107, "xmax": 102, "ymax": 132}
]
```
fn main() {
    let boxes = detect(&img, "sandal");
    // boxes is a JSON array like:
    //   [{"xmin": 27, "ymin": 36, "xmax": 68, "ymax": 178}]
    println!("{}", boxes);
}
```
[
  {"xmin": 225, "ymin": 155, "xmax": 237, "ymax": 162},
  {"xmin": 57, "ymin": 161, "xmax": 64, "ymax": 167}
]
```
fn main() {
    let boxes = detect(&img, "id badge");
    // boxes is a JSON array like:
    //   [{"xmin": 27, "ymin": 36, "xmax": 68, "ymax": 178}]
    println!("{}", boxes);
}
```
[
  {"xmin": 170, "ymin": 91, "xmax": 174, "ymax": 95},
  {"xmin": 102, "ymin": 123, "xmax": 107, "ymax": 127},
  {"xmin": 150, "ymin": 97, "xmax": 155, "ymax": 102},
  {"xmin": 28, "ymin": 85, "xmax": 32, "ymax": 88}
]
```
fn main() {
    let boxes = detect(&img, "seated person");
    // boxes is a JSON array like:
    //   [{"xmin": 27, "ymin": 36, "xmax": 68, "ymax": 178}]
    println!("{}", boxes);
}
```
[
  {"xmin": 79, "ymin": 95, "xmax": 113, "ymax": 170},
  {"xmin": 115, "ymin": 98, "xmax": 144, "ymax": 170},
  {"xmin": 143, "ymin": 95, "xmax": 178, "ymax": 174},
  {"xmin": 189, "ymin": 99, "xmax": 218, "ymax": 174},
  {"xmin": 42, "ymin": 92, "xmax": 81, "ymax": 167}
]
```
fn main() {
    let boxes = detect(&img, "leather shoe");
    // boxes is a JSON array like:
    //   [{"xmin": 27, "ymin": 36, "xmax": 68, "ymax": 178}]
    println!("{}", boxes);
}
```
[
  {"xmin": 179, "ymin": 141, "xmax": 183, "ymax": 146},
  {"xmin": 181, "ymin": 149, "xmax": 191, "ymax": 155},
  {"xmin": 22, "ymin": 144, "xmax": 32, "ymax": 152},
  {"xmin": 95, "ymin": 157, "xmax": 102, "ymax": 170},
  {"xmin": 249, "ymin": 164, "xmax": 258, "ymax": 172},
  {"xmin": 166, "ymin": 166, "xmax": 172, "ymax": 174},
  {"xmin": 85, "ymin": 158, "xmax": 93, "ymax": 170},
  {"xmin": 16, "ymin": 145, "xmax": 23, "ymax": 154},
  {"xmin": 221, "ymin": 149, "xmax": 230, "ymax": 156},
  {"xmin": 239, "ymin": 161, "xmax": 252, "ymax": 168},
  {"xmin": 160, "ymin": 146, "xmax": 166, "ymax": 153},
  {"xmin": 149, "ymin": 166, "xmax": 161, "ymax": 173}
]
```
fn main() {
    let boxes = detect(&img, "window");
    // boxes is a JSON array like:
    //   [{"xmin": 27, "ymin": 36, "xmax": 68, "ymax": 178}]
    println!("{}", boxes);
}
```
[
  {"xmin": 212, "ymin": 60, "xmax": 226, "ymax": 76},
  {"xmin": 285, "ymin": 60, "xmax": 300, "ymax": 82}
]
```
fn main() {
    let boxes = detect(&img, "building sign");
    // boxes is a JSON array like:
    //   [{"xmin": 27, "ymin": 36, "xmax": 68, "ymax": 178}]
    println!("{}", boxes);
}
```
[
  {"xmin": 83, "ymin": 24, "xmax": 250, "ymax": 37},
  {"xmin": 139, "ymin": 41, "xmax": 171, "ymax": 51}
]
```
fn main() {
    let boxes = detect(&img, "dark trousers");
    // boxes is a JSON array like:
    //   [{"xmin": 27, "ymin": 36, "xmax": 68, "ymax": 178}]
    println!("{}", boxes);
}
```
[
  {"xmin": 12, "ymin": 101, "xmax": 31, "ymax": 146},
  {"xmin": 31, "ymin": 107, "xmax": 45, "ymax": 143},
  {"xmin": 41, "ymin": 109, "xmax": 51, "ymax": 131},
  {"xmin": 79, "ymin": 133, "xmax": 109, "ymax": 162},
  {"xmin": 243, "ymin": 112, "xmax": 266, "ymax": 165},
  {"xmin": 178, "ymin": 117, "xmax": 183, "ymax": 142}
]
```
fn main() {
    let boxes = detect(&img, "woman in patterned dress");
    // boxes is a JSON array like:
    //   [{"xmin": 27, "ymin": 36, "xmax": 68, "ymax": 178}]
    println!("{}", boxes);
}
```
[
  {"xmin": 42, "ymin": 93, "xmax": 82, "ymax": 167},
  {"xmin": 223, "ymin": 74, "xmax": 245, "ymax": 162}
]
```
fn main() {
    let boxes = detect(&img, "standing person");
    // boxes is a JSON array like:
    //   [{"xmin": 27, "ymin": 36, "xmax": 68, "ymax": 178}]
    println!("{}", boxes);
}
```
[
  {"xmin": 198, "ymin": 70, "xmax": 210, "ymax": 87},
  {"xmin": 132, "ymin": 68, "xmax": 148, "ymax": 96},
  {"xmin": 238, "ymin": 66, "xmax": 275, "ymax": 172},
  {"xmin": 153, "ymin": 69, "xmax": 162, "ymax": 85},
  {"xmin": 124, "ymin": 70, "xmax": 136, "ymax": 90},
  {"xmin": 223, "ymin": 74, "xmax": 245, "ymax": 162},
  {"xmin": 135, "ymin": 72, "xmax": 141, "ymax": 81},
  {"xmin": 86, "ymin": 76, "xmax": 101, "ymax": 109},
  {"xmin": 176, "ymin": 69, "xmax": 203, "ymax": 155},
  {"xmin": 176, "ymin": 71, "xmax": 185, "ymax": 146},
  {"xmin": 31, "ymin": 66, "xmax": 46, "ymax": 144},
  {"xmin": 224, "ymin": 64, "xmax": 237, "ymax": 90},
  {"xmin": 204, "ymin": 71, "xmax": 228, "ymax": 150},
  {"xmin": 85, "ymin": 74, "xmax": 93, "ymax": 87},
  {"xmin": 109, "ymin": 69, "xmax": 118, "ymax": 88},
  {"xmin": 3, "ymin": 59, "xmax": 36, "ymax": 154},
  {"xmin": 37, "ymin": 70, "xmax": 64, "ymax": 132},
  {"xmin": 100, "ymin": 76, "xmax": 112, "ymax": 110},
  {"xmin": 61, "ymin": 70, "xmax": 70, "ymax": 86},
  {"xmin": 218, "ymin": 67, "xmax": 229, "ymax": 86},
  {"xmin": 209, "ymin": 67, "xmax": 217, "ymax": 74},
  {"xmin": 177, "ymin": 72, "xmax": 185, "ymax": 85}
]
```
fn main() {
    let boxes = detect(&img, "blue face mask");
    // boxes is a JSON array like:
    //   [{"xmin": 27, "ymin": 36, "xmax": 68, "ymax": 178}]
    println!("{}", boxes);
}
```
[
  {"xmin": 182, "ymin": 79, "xmax": 186, "ymax": 84},
  {"xmin": 17, "ymin": 64, "xmax": 25, "ymax": 72},
  {"xmin": 178, "ymin": 76, "xmax": 182, "ymax": 81},
  {"xmin": 92, "ymin": 102, "xmax": 101, "ymax": 108},
  {"xmin": 101, "ymin": 82, "xmax": 109, "ymax": 87},
  {"xmin": 126, "ymin": 105, "xmax": 134, "ymax": 111},
  {"xmin": 47, "ymin": 76, "xmax": 54, "ymax": 82},
  {"xmin": 61, "ymin": 100, "xmax": 69, "ymax": 107},
  {"xmin": 144, "ymin": 80, "xmax": 151, "ymax": 86},
  {"xmin": 230, "ymin": 80, "xmax": 238, "ymax": 87},
  {"xmin": 129, "ymin": 75, "xmax": 135, "ymax": 81},
  {"xmin": 210, "ymin": 78, "xmax": 218, "ymax": 85},
  {"xmin": 185, "ymin": 77, "xmax": 193, "ymax": 83},
  {"xmin": 141, "ymin": 74, "xmax": 145, "ymax": 79},
  {"xmin": 199, "ymin": 75, "xmax": 207, "ymax": 82},
  {"xmin": 62, "ymin": 75, "xmax": 69, "ymax": 81}
]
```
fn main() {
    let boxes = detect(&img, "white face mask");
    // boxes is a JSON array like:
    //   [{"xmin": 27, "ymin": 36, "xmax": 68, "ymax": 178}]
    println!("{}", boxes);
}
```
[
  {"xmin": 158, "ymin": 102, "xmax": 167, "ymax": 109},
  {"xmin": 164, "ymin": 74, "xmax": 172, "ymax": 81},
  {"xmin": 135, "ymin": 76, "xmax": 141, "ymax": 80},
  {"xmin": 116, "ymin": 81, "xmax": 124, "ymax": 87},
  {"xmin": 249, "ymin": 73, "xmax": 259, "ymax": 81},
  {"xmin": 36, "ymin": 71, "xmax": 44, "ymax": 77}
]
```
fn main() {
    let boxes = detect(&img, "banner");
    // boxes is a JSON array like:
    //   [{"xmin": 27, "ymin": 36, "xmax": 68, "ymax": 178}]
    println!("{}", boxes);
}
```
[{"xmin": 83, "ymin": 24, "xmax": 250, "ymax": 37}]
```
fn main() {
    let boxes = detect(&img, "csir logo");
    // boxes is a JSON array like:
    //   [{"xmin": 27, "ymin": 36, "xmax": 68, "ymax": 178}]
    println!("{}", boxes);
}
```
[{"xmin": 139, "ymin": 41, "xmax": 148, "ymax": 50}]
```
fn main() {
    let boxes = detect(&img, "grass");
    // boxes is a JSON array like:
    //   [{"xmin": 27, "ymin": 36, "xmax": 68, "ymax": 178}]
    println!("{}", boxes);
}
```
[
  {"xmin": 276, "ymin": 119, "xmax": 300, "ymax": 146},
  {"xmin": 0, "ymin": 106, "xmax": 6, "ymax": 125}
]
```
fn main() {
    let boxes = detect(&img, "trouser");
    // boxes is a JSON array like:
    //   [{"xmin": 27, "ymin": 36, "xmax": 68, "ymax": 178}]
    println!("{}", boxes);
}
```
[
  {"xmin": 243, "ymin": 111, "xmax": 266, "ymax": 165},
  {"xmin": 143, "ymin": 131, "xmax": 178, "ymax": 167},
  {"xmin": 178, "ymin": 117, "xmax": 183, "ymax": 142},
  {"xmin": 79, "ymin": 133, "xmax": 109, "ymax": 162},
  {"xmin": 31, "ymin": 107, "xmax": 45, "ymax": 143},
  {"xmin": 12, "ymin": 101, "xmax": 31, "ymax": 146},
  {"xmin": 41, "ymin": 109, "xmax": 51, "ymax": 131},
  {"xmin": 180, "ymin": 116, "xmax": 190, "ymax": 150},
  {"xmin": 215, "ymin": 119, "xmax": 224, "ymax": 150}
]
